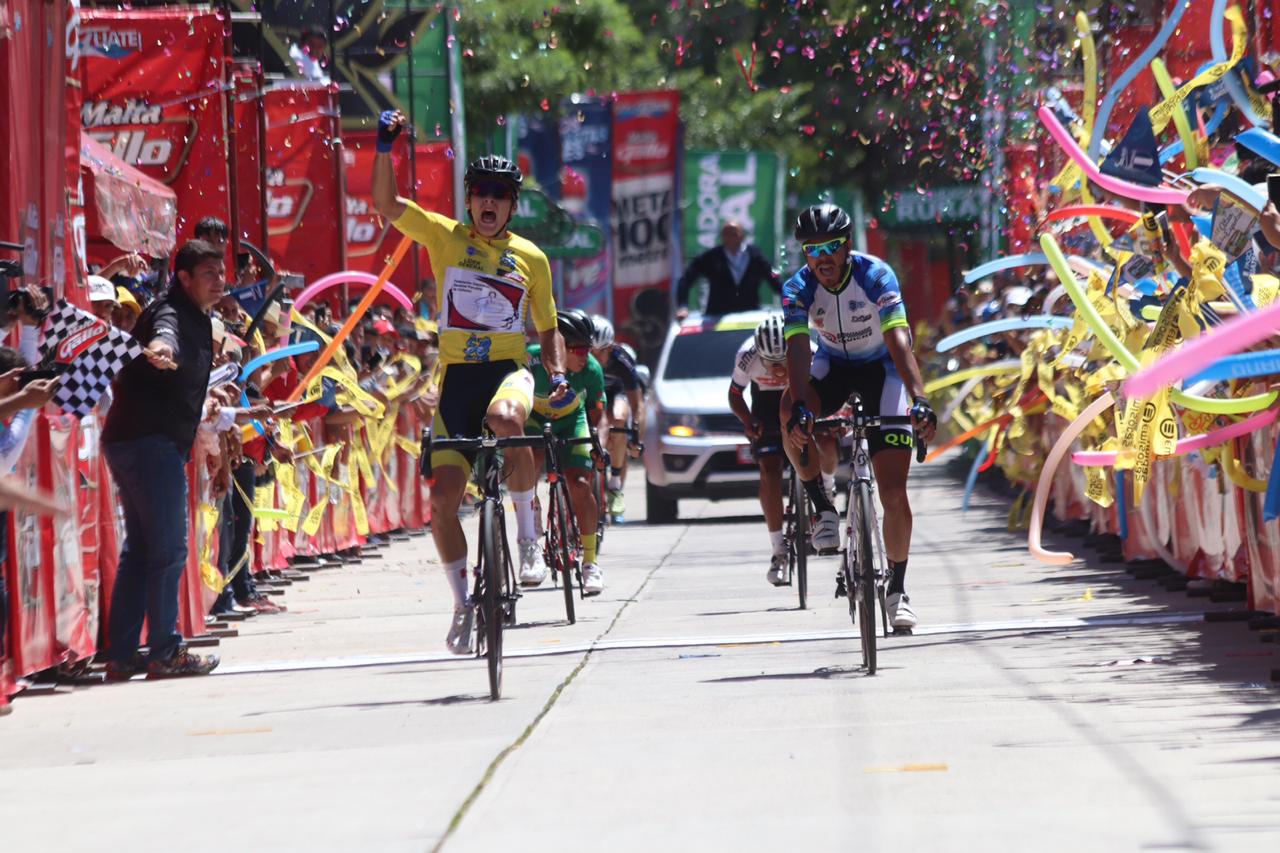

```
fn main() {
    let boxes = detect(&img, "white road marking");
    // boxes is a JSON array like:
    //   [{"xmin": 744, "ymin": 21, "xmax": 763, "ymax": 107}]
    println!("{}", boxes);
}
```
[{"xmin": 213, "ymin": 611, "xmax": 1204, "ymax": 676}]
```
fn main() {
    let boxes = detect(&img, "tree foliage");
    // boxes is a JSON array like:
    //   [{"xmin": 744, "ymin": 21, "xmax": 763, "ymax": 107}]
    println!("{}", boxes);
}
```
[{"xmin": 456, "ymin": 0, "xmax": 1006, "ymax": 200}]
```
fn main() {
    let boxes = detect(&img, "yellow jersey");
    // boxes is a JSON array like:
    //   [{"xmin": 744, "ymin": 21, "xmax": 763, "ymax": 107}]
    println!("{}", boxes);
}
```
[{"xmin": 392, "ymin": 201, "xmax": 556, "ymax": 366}]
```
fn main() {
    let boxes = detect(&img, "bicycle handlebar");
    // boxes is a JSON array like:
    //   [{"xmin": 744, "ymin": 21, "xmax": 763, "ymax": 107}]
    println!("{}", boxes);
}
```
[
  {"xmin": 605, "ymin": 424, "xmax": 644, "ymax": 452},
  {"xmin": 419, "ymin": 429, "xmax": 547, "ymax": 481},
  {"xmin": 811, "ymin": 414, "xmax": 929, "ymax": 464}
]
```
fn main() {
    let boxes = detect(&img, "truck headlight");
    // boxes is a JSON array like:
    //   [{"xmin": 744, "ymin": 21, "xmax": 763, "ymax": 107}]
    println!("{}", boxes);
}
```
[{"xmin": 660, "ymin": 412, "xmax": 705, "ymax": 438}]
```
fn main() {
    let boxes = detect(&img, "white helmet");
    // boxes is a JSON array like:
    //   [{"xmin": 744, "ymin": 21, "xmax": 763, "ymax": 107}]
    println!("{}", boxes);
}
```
[
  {"xmin": 590, "ymin": 314, "xmax": 615, "ymax": 349},
  {"xmin": 754, "ymin": 314, "xmax": 787, "ymax": 362}
]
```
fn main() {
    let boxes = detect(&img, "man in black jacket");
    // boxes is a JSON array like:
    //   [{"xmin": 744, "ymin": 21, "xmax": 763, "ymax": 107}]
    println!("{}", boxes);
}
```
[
  {"xmin": 102, "ymin": 239, "xmax": 223, "ymax": 679},
  {"xmin": 674, "ymin": 221, "xmax": 782, "ymax": 319}
]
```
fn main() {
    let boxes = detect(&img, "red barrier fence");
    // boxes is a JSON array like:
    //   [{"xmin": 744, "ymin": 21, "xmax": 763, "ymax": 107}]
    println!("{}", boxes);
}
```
[{"xmin": 2, "ymin": 404, "xmax": 431, "ymax": 698}]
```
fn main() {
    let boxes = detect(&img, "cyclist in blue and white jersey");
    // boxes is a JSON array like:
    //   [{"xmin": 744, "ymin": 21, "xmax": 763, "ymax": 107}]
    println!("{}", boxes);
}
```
[{"xmin": 779, "ymin": 203, "xmax": 937, "ymax": 630}]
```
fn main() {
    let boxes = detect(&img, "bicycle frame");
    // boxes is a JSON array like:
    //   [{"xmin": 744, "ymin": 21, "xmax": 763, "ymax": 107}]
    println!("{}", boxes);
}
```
[
  {"xmin": 811, "ymin": 393, "xmax": 925, "ymax": 673},
  {"xmin": 539, "ymin": 425, "xmax": 596, "ymax": 619},
  {"xmin": 420, "ymin": 425, "xmax": 545, "ymax": 699}
]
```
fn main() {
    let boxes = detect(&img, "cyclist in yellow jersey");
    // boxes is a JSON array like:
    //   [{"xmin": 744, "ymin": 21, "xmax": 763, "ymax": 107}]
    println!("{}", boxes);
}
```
[{"xmin": 372, "ymin": 110, "xmax": 569, "ymax": 655}]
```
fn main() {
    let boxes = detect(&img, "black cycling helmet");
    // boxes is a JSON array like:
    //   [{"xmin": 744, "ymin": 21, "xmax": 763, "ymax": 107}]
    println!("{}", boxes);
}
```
[
  {"xmin": 464, "ymin": 154, "xmax": 523, "ymax": 194},
  {"xmin": 556, "ymin": 308, "xmax": 596, "ymax": 346},
  {"xmin": 794, "ymin": 203, "xmax": 852, "ymax": 242}
]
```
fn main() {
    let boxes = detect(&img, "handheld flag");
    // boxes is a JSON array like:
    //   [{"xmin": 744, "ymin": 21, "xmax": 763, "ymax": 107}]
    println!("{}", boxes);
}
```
[{"xmin": 39, "ymin": 300, "xmax": 144, "ymax": 418}]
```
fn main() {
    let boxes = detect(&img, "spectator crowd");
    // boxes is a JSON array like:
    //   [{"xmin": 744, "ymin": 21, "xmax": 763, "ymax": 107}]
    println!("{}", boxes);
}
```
[{"xmin": 1, "ymin": 215, "xmax": 441, "ymax": 703}]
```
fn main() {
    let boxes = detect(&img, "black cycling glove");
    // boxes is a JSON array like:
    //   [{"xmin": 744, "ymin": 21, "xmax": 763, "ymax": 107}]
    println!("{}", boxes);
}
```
[{"xmin": 377, "ymin": 110, "xmax": 403, "ymax": 152}]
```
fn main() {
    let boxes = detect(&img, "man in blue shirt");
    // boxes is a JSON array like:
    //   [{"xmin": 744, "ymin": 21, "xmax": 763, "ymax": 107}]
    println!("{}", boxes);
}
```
[{"xmin": 780, "ymin": 204, "xmax": 937, "ymax": 631}]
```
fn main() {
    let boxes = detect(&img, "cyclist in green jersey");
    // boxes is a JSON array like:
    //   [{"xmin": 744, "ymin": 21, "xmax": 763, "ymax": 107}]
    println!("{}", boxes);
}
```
[{"xmin": 507, "ymin": 310, "xmax": 607, "ymax": 594}]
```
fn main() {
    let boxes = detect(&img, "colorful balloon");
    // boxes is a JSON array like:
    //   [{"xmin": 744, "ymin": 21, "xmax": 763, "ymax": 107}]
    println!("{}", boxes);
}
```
[
  {"xmin": 1041, "ymin": 107, "xmax": 1188, "ymax": 206},
  {"xmin": 1029, "ymin": 393, "xmax": 1116, "ymax": 565},
  {"xmin": 294, "ymin": 270, "xmax": 413, "ymax": 313},
  {"xmin": 1071, "ymin": 408, "xmax": 1277, "ymax": 466},
  {"xmin": 936, "ymin": 317, "xmax": 1073, "ymax": 353}
]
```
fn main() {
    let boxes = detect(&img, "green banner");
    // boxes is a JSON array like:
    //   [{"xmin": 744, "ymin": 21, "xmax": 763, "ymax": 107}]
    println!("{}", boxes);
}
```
[
  {"xmin": 682, "ymin": 150, "xmax": 784, "ymax": 266},
  {"xmin": 392, "ymin": 5, "xmax": 451, "ymax": 137},
  {"xmin": 879, "ymin": 185, "xmax": 988, "ymax": 228},
  {"xmin": 509, "ymin": 188, "xmax": 577, "ymax": 247}
]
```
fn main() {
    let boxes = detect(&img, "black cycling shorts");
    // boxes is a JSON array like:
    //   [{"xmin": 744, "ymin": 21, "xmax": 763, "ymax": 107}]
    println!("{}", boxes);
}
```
[
  {"xmin": 749, "ymin": 385, "xmax": 784, "ymax": 459},
  {"xmin": 603, "ymin": 376, "xmax": 626, "ymax": 409},
  {"xmin": 809, "ymin": 355, "xmax": 912, "ymax": 458},
  {"xmin": 432, "ymin": 360, "xmax": 533, "ymax": 470}
]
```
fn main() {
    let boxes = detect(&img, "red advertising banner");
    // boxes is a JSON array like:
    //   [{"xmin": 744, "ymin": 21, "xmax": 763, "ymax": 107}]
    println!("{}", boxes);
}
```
[
  {"xmin": 265, "ymin": 82, "xmax": 346, "ymax": 284},
  {"xmin": 46, "ymin": 415, "xmax": 93, "ymax": 662},
  {"xmin": 343, "ymin": 130, "xmax": 454, "ymax": 297},
  {"xmin": 611, "ymin": 90, "xmax": 680, "ymax": 364},
  {"xmin": 5, "ymin": 419, "xmax": 56, "ymax": 677},
  {"xmin": 233, "ymin": 62, "xmax": 268, "ymax": 252},
  {"xmin": 65, "ymin": 1, "xmax": 88, "ymax": 305},
  {"xmin": 0, "ymin": 0, "xmax": 71, "ymax": 297},
  {"xmin": 78, "ymin": 8, "xmax": 230, "ymax": 254}
]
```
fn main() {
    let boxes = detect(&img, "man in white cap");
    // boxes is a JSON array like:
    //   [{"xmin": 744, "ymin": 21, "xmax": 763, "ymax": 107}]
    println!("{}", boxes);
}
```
[{"xmin": 88, "ymin": 274, "xmax": 119, "ymax": 323}]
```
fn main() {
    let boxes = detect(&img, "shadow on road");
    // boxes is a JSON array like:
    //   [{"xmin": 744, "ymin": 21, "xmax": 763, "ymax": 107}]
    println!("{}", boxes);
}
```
[{"xmin": 702, "ymin": 665, "xmax": 865, "ymax": 683}]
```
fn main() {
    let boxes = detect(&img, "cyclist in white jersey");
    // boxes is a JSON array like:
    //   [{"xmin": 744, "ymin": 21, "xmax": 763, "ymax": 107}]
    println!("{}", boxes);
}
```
[
  {"xmin": 779, "ymin": 204, "xmax": 937, "ymax": 630},
  {"xmin": 728, "ymin": 315, "xmax": 822, "ymax": 585}
]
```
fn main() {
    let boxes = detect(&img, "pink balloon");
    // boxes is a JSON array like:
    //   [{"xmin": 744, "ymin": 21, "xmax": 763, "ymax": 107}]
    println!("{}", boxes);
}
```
[
  {"xmin": 1038, "ymin": 106, "xmax": 1189, "ymax": 206},
  {"xmin": 1029, "ymin": 392, "xmax": 1117, "ymax": 565},
  {"xmin": 293, "ymin": 270, "xmax": 413, "ymax": 313},
  {"xmin": 1072, "ymin": 408, "xmax": 1278, "ymax": 466},
  {"xmin": 1123, "ymin": 298, "xmax": 1280, "ymax": 399}
]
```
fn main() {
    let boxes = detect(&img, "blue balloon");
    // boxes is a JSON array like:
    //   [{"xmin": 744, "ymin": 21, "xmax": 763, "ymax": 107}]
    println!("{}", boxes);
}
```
[
  {"xmin": 1235, "ymin": 128, "xmax": 1280, "ymax": 167},
  {"xmin": 1211, "ymin": 0, "xmax": 1268, "ymax": 127},
  {"xmin": 1090, "ymin": 0, "xmax": 1191, "ymax": 159},
  {"xmin": 963, "ymin": 253, "xmax": 1048, "ymax": 285},
  {"xmin": 936, "ymin": 317, "xmax": 1074, "ymax": 353},
  {"xmin": 1188, "ymin": 167, "xmax": 1267, "ymax": 211},
  {"xmin": 237, "ymin": 340, "xmax": 322, "ymax": 435},
  {"xmin": 239, "ymin": 341, "xmax": 321, "ymax": 383},
  {"xmin": 1185, "ymin": 347, "xmax": 1280, "ymax": 384}
]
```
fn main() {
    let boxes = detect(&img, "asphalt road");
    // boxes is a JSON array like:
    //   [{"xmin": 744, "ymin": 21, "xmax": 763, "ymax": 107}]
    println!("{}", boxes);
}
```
[{"xmin": 2, "ymin": 460, "xmax": 1279, "ymax": 852}]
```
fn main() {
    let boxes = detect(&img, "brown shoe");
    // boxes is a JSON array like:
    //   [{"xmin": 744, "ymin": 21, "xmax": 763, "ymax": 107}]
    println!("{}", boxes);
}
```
[
  {"xmin": 147, "ymin": 649, "xmax": 220, "ymax": 678},
  {"xmin": 242, "ymin": 594, "xmax": 286, "ymax": 614},
  {"xmin": 105, "ymin": 652, "xmax": 147, "ymax": 682}
]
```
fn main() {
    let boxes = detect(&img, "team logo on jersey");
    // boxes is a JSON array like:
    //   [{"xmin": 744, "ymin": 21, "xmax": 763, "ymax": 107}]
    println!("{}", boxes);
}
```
[
  {"xmin": 466, "ymin": 246, "xmax": 478, "ymax": 256},
  {"xmin": 813, "ymin": 306, "xmax": 826, "ymax": 328},
  {"xmin": 463, "ymin": 334, "xmax": 493, "ymax": 362},
  {"xmin": 847, "ymin": 299, "xmax": 866, "ymax": 311},
  {"xmin": 876, "ymin": 292, "xmax": 901, "ymax": 309}
]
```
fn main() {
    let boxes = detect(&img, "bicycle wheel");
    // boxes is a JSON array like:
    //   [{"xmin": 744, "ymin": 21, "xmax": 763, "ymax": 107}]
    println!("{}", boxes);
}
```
[
  {"xmin": 595, "ymin": 464, "xmax": 608, "ymax": 549},
  {"xmin": 549, "ymin": 482, "xmax": 576, "ymax": 624},
  {"xmin": 792, "ymin": 471, "xmax": 808, "ymax": 610},
  {"xmin": 852, "ymin": 482, "xmax": 878, "ymax": 675},
  {"xmin": 480, "ymin": 499, "xmax": 505, "ymax": 700}
]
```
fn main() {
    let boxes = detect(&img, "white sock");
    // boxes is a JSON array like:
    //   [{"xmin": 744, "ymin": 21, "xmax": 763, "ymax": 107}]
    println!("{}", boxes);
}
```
[
  {"xmin": 512, "ymin": 488, "xmax": 538, "ymax": 541},
  {"xmin": 822, "ymin": 472, "xmax": 835, "ymax": 496},
  {"xmin": 608, "ymin": 475, "xmax": 622, "ymax": 491},
  {"xmin": 443, "ymin": 558, "xmax": 468, "ymax": 608},
  {"xmin": 768, "ymin": 529, "xmax": 785, "ymax": 555}
]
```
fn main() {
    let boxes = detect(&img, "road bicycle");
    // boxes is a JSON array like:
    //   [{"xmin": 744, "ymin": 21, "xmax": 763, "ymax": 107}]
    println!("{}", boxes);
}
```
[
  {"xmin": 807, "ymin": 394, "xmax": 925, "ymax": 675},
  {"xmin": 539, "ymin": 425, "xmax": 597, "ymax": 625},
  {"xmin": 421, "ymin": 425, "xmax": 544, "ymax": 701}
]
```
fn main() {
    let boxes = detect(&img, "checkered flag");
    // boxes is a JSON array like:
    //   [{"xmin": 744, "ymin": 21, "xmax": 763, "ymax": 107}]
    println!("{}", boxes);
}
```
[{"xmin": 39, "ymin": 300, "xmax": 144, "ymax": 418}]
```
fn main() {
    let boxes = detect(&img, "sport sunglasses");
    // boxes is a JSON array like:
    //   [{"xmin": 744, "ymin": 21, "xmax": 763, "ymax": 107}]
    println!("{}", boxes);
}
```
[
  {"xmin": 801, "ymin": 237, "xmax": 848, "ymax": 258},
  {"xmin": 469, "ymin": 180, "xmax": 515, "ymax": 200}
]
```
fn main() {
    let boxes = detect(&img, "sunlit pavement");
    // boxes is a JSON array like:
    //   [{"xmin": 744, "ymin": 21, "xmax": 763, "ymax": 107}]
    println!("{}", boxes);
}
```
[{"xmin": 2, "ymin": 460, "xmax": 1279, "ymax": 852}]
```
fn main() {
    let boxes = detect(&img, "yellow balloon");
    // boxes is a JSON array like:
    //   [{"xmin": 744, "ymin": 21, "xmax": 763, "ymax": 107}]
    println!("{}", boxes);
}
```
[{"xmin": 1039, "ymin": 233, "xmax": 1276, "ymax": 414}]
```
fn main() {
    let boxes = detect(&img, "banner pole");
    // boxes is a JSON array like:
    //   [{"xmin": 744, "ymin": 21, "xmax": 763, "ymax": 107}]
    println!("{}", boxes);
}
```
[{"xmin": 286, "ymin": 236, "xmax": 412, "ymax": 402}]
